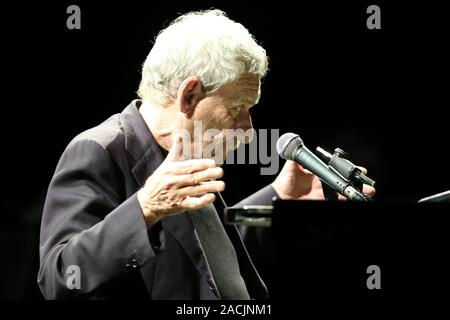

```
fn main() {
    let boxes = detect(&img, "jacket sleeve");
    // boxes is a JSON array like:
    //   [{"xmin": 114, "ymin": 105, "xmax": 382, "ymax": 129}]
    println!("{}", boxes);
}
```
[
  {"xmin": 38, "ymin": 139, "xmax": 154, "ymax": 299},
  {"xmin": 233, "ymin": 184, "xmax": 278, "ymax": 207}
]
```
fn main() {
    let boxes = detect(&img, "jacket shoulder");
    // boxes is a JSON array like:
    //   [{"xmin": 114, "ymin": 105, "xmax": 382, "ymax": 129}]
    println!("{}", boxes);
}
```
[
  {"xmin": 68, "ymin": 114, "xmax": 125, "ymax": 152},
  {"xmin": 69, "ymin": 114, "xmax": 124, "ymax": 149},
  {"xmin": 54, "ymin": 113, "xmax": 130, "ymax": 178}
]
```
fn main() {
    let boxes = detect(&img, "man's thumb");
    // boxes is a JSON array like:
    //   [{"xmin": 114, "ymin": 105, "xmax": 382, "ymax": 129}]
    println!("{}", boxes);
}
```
[
  {"xmin": 166, "ymin": 133, "xmax": 184, "ymax": 161},
  {"xmin": 294, "ymin": 161, "xmax": 313, "ymax": 176}
]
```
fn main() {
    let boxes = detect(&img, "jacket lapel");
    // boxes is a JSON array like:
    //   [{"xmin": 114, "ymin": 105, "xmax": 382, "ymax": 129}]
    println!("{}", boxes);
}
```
[
  {"xmin": 120, "ymin": 100, "xmax": 215, "ymax": 293},
  {"xmin": 162, "ymin": 213, "xmax": 216, "ymax": 286}
]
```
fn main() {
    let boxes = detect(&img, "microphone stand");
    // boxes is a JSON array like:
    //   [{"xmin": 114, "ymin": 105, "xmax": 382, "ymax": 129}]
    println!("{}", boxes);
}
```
[{"xmin": 316, "ymin": 146, "xmax": 375, "ymax": 201}]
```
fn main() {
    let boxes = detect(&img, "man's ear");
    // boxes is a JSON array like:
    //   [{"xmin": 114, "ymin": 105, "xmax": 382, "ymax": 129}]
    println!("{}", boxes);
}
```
[{"xmin": 176, "ymin": 76, "xmax": 204, "ymax": 118}]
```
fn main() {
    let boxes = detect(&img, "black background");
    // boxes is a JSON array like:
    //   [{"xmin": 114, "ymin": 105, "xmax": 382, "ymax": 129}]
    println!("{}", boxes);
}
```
[{"xmin": 1, "ymin": 1, "xmax": 449, "ymax": 299}]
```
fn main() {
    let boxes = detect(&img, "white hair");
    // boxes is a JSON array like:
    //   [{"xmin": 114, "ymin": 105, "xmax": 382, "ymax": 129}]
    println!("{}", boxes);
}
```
[{"xmin": 137, "ymin": 9, "xmax": 268, "ymax": 105}]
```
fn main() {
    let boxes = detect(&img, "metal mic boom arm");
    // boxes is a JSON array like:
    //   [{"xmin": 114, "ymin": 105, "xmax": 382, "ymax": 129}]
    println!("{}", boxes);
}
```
[{"xmin": 316, "ymin": 146, "xmax": 377, "ymax": 189}]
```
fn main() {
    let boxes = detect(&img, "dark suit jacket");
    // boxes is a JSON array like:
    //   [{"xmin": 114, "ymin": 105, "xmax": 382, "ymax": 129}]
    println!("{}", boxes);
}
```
[{"xmin": 38, "ymin": 100, "xmax": 276, "ymax": 300}]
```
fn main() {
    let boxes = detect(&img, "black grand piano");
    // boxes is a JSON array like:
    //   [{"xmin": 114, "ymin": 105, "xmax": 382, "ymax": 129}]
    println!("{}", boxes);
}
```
[{"xmin": 225, "ymin": 194, "xmax": 450, "ymax": 299}]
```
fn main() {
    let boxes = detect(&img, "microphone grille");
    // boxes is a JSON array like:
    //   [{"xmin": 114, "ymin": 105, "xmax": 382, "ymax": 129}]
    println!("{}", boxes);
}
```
[{"xmin": 276, "ymin": 133, "xmax": 303, "ymax": 160}]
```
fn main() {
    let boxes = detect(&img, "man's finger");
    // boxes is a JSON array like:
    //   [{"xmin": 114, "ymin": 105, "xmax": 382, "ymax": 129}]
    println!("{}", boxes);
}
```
[
  {"xmin": 284, "ymin": 160, "xmax": 313, "ymax": 176},
  {"xmin": 302, "ymin": 168, "xmax": 314, "ymax": 175},
  {"xmin": 181, "ymin": 193, "xmax": 216, "ymax": 209},
  {"xmin": 293, "ymin": 162, "xmax": 314, "ymax": 176},
  {"xmin": 357, "ymin": 166, "xmax": 368, "ymax": 175},
  {"xmin": 166, "ymin": 134, "xmax": 184, "ymax": 161},
  {"xmin": 178, "ymin": 181, "xmax": 225, "ymax": 197},
  {"xmin": 363, "ymin": 184, "xmax": 376, "ymax": 197},
  {"xmin": 171, "ymin": 167, "xmax": 224, "ymax": 187},
  {"xmin": 171, "ymin": 158, "xmax": 217, "ymax": 174},
  {"xmin": 337, "ymin": 194, "xmax": 347, "ymax": 201}
]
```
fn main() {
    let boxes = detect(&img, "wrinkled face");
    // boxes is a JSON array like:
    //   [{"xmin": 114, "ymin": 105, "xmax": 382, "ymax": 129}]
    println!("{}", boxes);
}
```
[{"xmin": 181, "ymin": 73, "xmax": 260, "ymax": 164}]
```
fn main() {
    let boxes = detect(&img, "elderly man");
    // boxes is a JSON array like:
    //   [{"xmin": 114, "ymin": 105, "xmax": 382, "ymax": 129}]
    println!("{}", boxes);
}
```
[{"xmin": 38, "ymin": 10, "xmax": 370, "ymax": 300}]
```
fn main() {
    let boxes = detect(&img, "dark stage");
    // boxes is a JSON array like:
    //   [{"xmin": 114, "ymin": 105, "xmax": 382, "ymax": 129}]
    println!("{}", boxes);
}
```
[{"xmin": 1, "ymin": 1, "xmax": 449, "ymax": 301}]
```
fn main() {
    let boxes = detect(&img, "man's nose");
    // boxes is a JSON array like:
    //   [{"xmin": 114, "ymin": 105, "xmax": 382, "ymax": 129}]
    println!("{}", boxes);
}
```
[{"xmin": 235, "ymin": 111, "xmax": 254, "ymax": 144}]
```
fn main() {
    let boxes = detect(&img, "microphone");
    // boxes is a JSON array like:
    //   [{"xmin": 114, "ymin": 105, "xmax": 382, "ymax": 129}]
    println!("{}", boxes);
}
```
[{"xmin": 276, "ymin": 133, "xmax": 367, "ymax": 201}]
